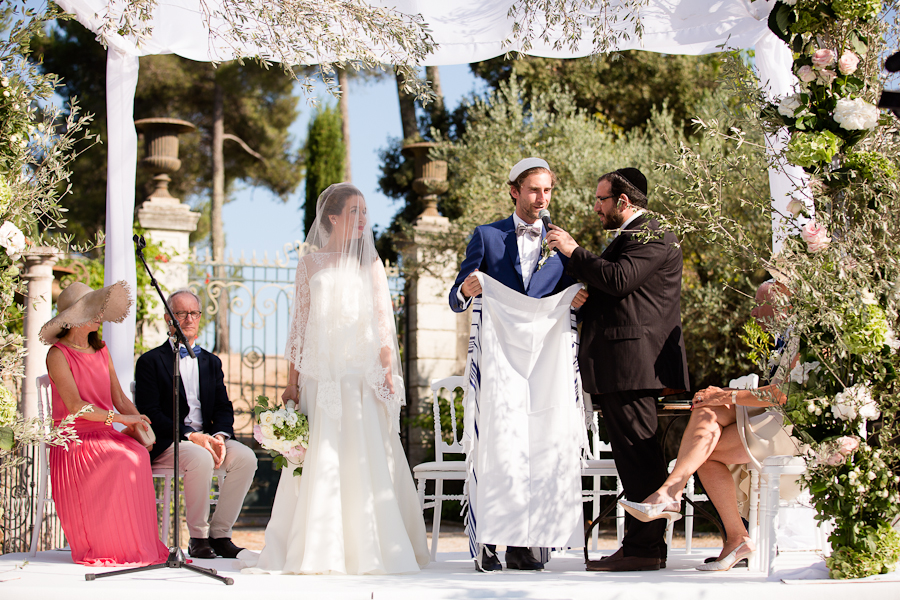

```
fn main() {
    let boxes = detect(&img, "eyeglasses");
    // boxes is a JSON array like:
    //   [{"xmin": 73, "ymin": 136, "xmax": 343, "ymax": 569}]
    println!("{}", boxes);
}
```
[
  {"xmin": 173, "ymin": 311, "xmax": 202, "ymax": 321},
  {"xmin": 596, "ymin": 195, "xmax": 617, "ymax": 203}
]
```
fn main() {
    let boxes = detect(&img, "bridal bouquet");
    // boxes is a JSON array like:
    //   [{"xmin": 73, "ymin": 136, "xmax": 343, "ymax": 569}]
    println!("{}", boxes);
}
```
[{"xmin": 253, "ymin": 395, "xmax": 309, "ymax": 476}]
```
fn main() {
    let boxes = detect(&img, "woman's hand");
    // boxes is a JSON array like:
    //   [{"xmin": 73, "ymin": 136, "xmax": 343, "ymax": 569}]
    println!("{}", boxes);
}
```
[
  {"xmin": 691, "ymin": 386, "xmax": 732, "ymax": 408},
  {"xmin": 282, "ymin": 384, "xmax": 300, "ymax": 405},
  {"xmin": 119, "ymin": 413, "xmax": 152, "ymax": 428},
  {"xmin": 383, "ymin": 370, "xmax": 395, "ymax": 396}
]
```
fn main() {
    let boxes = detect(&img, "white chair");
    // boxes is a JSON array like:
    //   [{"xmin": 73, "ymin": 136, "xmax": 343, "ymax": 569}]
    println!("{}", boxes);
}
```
[
  {"xmin": 412, "ymin": 376, "xmax": 467, "ymax": 561},
  {"xmin": 730, "ymin": 375, "xmax": 821, "ymax": 573},
  {"xmin": 664, "ymin": 459, "xmax": 709, "ymax": 555},
  {"xmin": 28, "ymin": 375, "xmax": 54, "ymax": 556},
  {"xmin": 581, "ymin": 412, "xmax": 623, "ymax": 550}
]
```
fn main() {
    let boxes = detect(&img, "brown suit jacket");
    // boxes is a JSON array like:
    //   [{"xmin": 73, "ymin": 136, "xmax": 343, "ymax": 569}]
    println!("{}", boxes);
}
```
[{"xmin": 566, "ymin": 215, "xmax": 689, "ymax": 395}]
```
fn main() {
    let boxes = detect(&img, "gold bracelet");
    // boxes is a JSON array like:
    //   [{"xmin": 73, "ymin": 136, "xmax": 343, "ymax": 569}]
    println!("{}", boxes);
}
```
[{"xmin": 104, "ymin": 409, "xmax": 115, "ymax": 426}]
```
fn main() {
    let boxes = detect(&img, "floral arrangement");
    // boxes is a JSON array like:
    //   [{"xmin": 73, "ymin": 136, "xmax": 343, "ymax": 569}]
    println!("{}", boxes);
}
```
[
  {"xmin": 655, "ymin": 0, "xmax": 900, "ymax": 579},
  {"xmin": 0, "ymin": 4, "xmax": 98, "ymax": 479},
  {"xmin": 253, "ymin": 395, "xmax": 309, "ymax": 476}
]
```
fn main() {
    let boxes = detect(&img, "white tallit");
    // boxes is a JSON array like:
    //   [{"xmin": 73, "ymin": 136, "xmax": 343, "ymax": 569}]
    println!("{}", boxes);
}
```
[{"xmin": 463, "ymin": 273, "xmax": 588, "ymax": 559}]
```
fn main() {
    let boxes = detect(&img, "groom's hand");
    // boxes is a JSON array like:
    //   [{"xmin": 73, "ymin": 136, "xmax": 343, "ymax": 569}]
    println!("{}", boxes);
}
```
[{"xmin": 461, "ymin": 270, "xmax": 482, "ymax": 299}]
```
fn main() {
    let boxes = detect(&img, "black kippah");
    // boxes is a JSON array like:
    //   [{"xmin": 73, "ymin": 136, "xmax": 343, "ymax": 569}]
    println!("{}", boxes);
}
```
[{"xmin": 615, "ymin": 168, "xmax": 648, "ymax": 196}]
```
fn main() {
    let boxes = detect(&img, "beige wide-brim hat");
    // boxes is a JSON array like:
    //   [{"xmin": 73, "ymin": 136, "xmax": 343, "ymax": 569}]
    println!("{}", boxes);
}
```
[{"xmin": 39, "ymin": 281, "xmax": 133, "ymax": 345}]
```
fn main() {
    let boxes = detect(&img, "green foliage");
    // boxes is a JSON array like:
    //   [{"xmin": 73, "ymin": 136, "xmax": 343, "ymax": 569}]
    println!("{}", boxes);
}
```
[
  {"xmin": 740, "ymin": 319, "xmax": 774, "ymax": 371},
  {"xmin": 302, "ymin": 103, "xmax": 345, "ymax": 235},
  {"xmin": 827, "ymin": 523, "xmax": 900, "ymax": 579},
  {"xmin": 469, "ymin": 52, "xmax": 724, "ymax": 134}
]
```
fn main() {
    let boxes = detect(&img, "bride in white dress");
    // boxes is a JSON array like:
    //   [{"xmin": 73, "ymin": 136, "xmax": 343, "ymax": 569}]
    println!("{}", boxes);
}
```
[{"xmin": 242, "ymin": 183, "xmax": 429, "ymax": 575}]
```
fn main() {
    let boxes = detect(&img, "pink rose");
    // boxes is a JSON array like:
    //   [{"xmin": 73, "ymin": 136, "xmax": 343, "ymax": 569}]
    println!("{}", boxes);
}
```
[
  {"xmin": 825, "ymin": 436, "xmax": 860, "ymax": 466},
  {"xmin": 838, "ymin": 51, "xmax": 859, "ymax": 75},
  {"xmin": 797, "ymin": 65, "xmax": 816, "ymax": 83},
  {"xmin": 817, "ymin": 69, "xmax": 837, "ymax": 85},
  {"xmin": 800, "ymin": 220, "xmax": 831, "ymax": 252},
  {"xmin": 838, "ymin": 435, "xmax": 860, "ymax": 456},
  {"xmin": 811, "ymin": 48, "xmax": 836, "ymax": 68},
  {"xmin": 253, "ymin": 424, "xmax": 263, "ymax": 444}
]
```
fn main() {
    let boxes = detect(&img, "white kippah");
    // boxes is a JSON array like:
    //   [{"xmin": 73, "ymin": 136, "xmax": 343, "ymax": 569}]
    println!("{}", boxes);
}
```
[{"xmin": 508, "ymin": 157, "xmax": 550, "ymax": 183}]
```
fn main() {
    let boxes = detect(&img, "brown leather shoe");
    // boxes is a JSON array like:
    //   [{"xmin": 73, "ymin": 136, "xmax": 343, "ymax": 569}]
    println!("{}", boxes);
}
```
[{"xmin": 586, "ymin": 554, "xmax": 660, "ymax": 572}]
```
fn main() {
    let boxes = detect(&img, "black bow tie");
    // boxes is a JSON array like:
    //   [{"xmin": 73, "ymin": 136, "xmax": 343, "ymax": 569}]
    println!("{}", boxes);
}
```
[
  {"xmin": 178, "ymin": 345, "xmax": 202, "ymax": 358},
  {"xmin": 516, "ymin": 223, "xmax": 540, "ymax": 240}
]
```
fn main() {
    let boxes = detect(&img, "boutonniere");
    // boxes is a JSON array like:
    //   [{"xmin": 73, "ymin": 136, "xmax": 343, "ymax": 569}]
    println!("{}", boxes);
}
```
[{"xmin": 536, "ymin": 238, "xmax": 557, "ymax": 272}]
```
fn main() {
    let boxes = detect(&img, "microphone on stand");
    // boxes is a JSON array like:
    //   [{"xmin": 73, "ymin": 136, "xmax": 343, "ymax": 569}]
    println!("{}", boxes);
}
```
[{"xmin": 539, "ymin": 209, "xmax": 553, "ymax": 230}]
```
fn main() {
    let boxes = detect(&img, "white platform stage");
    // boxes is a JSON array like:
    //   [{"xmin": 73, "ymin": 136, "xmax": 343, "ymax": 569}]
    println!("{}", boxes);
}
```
[{"xmin": 2, "ymin": 548, "xmax": 900, "ymax": 600}]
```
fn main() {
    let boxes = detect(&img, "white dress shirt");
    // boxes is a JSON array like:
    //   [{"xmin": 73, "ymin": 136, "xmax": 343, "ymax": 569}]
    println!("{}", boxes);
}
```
[
  {"xmin": 512, "ymin": 213, "xmax": 543, "ymax": 290},
  {"xmin": 170, "ymin": 340, "xmax": 227, "ymax": 439}
]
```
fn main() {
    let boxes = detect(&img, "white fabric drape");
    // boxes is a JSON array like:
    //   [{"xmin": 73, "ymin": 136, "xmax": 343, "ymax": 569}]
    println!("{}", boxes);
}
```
[
  {"xmin": 102, "ymin": 48, "xmax": 140, "ymax": 394},
  {"xmin": 53, "ymin": 0, "xmax": 798, "ymax": 377},
  {"xmin": 463, "ymin": 274, "xmax": 587, "ymax": 558}
]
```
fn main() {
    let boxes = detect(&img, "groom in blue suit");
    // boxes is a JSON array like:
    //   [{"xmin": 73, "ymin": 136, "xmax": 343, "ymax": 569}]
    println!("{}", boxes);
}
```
[
  {"xmin": 449, "ymin": 158, "xmax": 587, "ymax": 572},
  {"xmin": 449, "ymin": 158, "xmax": 586, "ymax": 312}
]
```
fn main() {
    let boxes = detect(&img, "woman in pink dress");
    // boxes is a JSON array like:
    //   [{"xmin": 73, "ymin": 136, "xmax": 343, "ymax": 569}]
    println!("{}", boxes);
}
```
[{"xmin": 40, "ymin": 281, "xmax": 169, "ymax": 567}]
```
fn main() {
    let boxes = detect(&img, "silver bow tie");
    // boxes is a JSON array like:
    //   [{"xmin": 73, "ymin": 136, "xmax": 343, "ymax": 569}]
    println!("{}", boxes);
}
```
[{"xmin": 516, "ymin": 223, "xmax": 540, "ymax": 240}]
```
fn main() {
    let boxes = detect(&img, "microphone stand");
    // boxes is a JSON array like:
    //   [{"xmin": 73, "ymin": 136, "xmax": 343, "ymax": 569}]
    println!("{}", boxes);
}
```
[{"xmin": 86, "ymin": 235, "xmax": 232, "ymax": 585}]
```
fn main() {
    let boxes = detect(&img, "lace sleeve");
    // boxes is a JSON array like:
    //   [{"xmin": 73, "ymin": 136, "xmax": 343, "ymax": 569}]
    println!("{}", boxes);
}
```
[
  {"xmin": 372, "ymin": 259, "xmax": 396, "ymax": 352},
  {"xmin": 285, "ymin": 258, "xmax": 311, "ymax": 370}
]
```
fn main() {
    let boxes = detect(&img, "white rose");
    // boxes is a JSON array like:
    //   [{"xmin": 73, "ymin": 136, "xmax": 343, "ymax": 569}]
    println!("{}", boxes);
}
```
[
  {"xmin": 833, "ymin": 97, "xmax": 879, "ymax": 130},
  {"xmin": 790, "ymin": 360, "xmax": 820, "ymax": 384},
  {"xmin": 858, "ymin": 397, "xmax": 881, "ymax": 420},
  {"xmin": 260, "ymin": 411, "xmax": 275, "ymax": 426},
  {"xmin": 786, "ymin": 198, "xmax": 806, "ymax": 217},
  {"xmin": 286, "ymin": 411, "xmax": 298, "ymax": 426},
  {"xmin": 778, "ymin": 94, "xmax": 802, "ymax": 118},
  {"xmin": 0, "ymin": 221, "xmax": 26, "ymax": 257},
  {"xmin": 832, "ymin": 397, "xmax": 857, "ymax": 421},
  {"xmin": 274, "ymin": 414, "xmax": 285, "ymax": 427},
  {"xmin": 260, "ymin": 424, "xmax": 275, "ymax": 441}
]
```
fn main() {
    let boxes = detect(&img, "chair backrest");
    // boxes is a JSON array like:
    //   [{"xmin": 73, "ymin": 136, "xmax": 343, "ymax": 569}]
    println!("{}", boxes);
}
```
[
  {"xmin": 729, "ymin": 374, "xmax": 763, "ymax": 471},
  {"xmin": 430, "ymin": 376, "xmax": 466, "ymax": 462},
  {"xmin": 35, "ymin": 374, "xmax": 52, "ymax": 430},
  {"xmin": 587, "ymin": 412, "xmax": 613, "ymax": 460}
]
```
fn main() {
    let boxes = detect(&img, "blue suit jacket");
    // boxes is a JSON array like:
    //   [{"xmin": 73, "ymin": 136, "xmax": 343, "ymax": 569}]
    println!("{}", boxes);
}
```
[{"xmin": 449, "ymin": 215, "xmax": 576, "ymax": 312}]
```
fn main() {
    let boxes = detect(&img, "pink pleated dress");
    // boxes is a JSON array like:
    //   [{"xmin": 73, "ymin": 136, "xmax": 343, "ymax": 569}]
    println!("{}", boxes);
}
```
[{"xmin": 48, "ymin": 343, "xmax": 169, "ymax": 566}]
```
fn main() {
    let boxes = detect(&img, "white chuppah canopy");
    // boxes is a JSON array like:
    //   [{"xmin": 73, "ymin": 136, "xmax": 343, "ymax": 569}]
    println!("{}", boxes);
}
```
[{"xmin": 53, "ymin": 0, "xmax": 803, "ymax": 387}]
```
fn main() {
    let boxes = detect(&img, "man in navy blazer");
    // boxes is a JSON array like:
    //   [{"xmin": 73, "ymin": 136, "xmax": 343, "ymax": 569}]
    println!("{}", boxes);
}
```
[
  {"xmin": 546, "ymin": 168, "xmax": 689, "ymax": 572},
  {"xmin": 135, "ymin": 289, "xmax": 257, "ymax": 560},
  {"xmin": 450, "ymin": 158, "xmax": 588, "ymax": 572}
]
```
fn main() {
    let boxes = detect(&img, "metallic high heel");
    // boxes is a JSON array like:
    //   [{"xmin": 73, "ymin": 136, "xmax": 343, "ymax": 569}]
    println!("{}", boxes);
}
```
[
  {"xmin": 696, "ymin": 542, "xmax": 754, "ymax": 571},
  {"xmin": 618, "ymin": 499, "xmax": 682, "ymax": 523}
]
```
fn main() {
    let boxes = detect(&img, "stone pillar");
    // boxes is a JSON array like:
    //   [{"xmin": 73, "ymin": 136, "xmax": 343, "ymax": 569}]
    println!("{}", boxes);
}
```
[
  {"xmin": 135, "ymin": 118, "xmax": 200, "ymax": 350},
  {"xmin": 400, "ymin": 142, "xmax": 462, "ymax": 467},
  {"xmin": 20, "ymin": 247, "xmax": 63, "ymax": 419}
]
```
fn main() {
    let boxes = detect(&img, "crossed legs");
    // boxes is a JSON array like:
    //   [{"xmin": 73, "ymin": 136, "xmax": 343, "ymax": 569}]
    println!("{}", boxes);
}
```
[{"xmin": 642, "ymin": 405, "xmax": 754, "ymax": 560}]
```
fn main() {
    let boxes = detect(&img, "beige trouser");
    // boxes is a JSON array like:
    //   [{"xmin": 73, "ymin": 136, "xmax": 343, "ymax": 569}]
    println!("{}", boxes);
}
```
[{"xmin": 152, "ymin": 439, "xmax": 258, "ymax": 539}]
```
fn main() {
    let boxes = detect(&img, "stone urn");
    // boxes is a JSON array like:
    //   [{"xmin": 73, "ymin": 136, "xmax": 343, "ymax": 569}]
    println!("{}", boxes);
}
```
[
  {"xmin": 134, "ymin": 117, "xmax": 196, "ymax": 202},
  {"xmin": 401, "ymin": 141, "xmax": 449, "ymax": 218}
]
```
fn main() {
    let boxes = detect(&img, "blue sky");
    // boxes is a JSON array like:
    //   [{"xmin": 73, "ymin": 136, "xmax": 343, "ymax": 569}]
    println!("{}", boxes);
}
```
[{"xmin": 220, "ymin": 65, "xmax": 488, "ymax": 261}]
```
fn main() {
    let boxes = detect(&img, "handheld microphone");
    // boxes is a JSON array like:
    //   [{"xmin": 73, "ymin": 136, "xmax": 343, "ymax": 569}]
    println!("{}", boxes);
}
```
[{"xmin": 539, "ymin": 209, "xmax": 552, "ymax": 230}]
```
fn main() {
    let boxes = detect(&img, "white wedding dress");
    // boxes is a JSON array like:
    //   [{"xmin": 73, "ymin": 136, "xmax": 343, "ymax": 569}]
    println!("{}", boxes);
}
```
[{"xmin": 242, "ymin": 254, "xmax": 430, "ymax": 575}]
